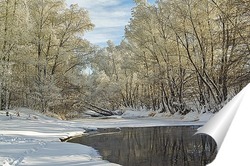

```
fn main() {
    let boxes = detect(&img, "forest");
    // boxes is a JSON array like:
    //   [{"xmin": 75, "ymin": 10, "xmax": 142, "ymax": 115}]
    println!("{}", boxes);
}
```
[{"xmin": 0, "ymin": 0, "xmax": 249, "ymax": 119}]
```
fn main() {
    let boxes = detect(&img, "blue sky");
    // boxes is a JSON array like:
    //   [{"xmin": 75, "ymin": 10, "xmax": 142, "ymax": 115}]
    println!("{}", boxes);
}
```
[{"xmin": 65, "ymin": 0, "xmax": 155, "ymax": 47}]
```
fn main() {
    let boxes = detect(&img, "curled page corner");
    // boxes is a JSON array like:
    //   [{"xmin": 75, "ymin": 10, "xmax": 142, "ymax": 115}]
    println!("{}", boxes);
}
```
[{"xmin": 195, "ymin": 83, "xmax": 250, "ymax": 165}]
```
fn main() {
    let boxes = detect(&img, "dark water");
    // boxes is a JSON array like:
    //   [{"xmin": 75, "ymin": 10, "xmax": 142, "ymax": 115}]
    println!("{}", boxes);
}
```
[{"xmin": 69, "ymin": 126, "xmax": 217, "ymax": 166}]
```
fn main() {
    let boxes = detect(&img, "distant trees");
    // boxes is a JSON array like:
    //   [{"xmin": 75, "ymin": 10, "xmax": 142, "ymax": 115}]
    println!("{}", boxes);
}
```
[{"xmin": 0, "ymin": 0, "xmax": 249, "ymax": 117}]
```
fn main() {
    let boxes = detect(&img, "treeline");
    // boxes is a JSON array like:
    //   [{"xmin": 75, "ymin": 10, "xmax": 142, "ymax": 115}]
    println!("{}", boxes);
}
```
[
  {"xmin": 0, "ymin": 0, "xmax": 94, "ymax": 117},
  {"xmin": 87, "ymin": 0, "xmax": 250, "ymax": 114},
  {"xmin": 0, "ymin": 0, "xmax": 249, "ymax": 118}
]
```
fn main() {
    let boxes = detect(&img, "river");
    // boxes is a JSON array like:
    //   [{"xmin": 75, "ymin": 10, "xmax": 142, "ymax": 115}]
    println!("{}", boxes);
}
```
[{"xmin": 69, "ymin": 126, "xmax": 217, "ymax": 166}]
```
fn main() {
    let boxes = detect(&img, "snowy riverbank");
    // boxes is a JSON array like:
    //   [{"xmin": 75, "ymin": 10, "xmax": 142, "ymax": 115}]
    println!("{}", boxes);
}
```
[{"xmin": 0, "ymin": 108, "xmax": 213, "ymax": 165}]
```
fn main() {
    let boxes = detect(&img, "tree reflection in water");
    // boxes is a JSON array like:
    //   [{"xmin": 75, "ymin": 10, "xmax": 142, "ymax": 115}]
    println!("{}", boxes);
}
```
[{"xmin": 69, "ymin": 126, "xmax": 217, "ymax": 166}]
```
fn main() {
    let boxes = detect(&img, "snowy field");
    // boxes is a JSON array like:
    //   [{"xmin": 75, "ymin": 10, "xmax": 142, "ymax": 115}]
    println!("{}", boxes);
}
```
[{"xmin": 0, "ymin": 108, "xmax": 213, "ymax": 166}]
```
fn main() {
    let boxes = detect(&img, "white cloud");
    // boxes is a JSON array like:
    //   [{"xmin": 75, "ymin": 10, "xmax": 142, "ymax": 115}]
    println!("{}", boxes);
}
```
[
  {"xmin": 83, "ymin": 27, "xmax": 125, "ymax": 46},
  {"xmin": 65, "ymin": 0, "xmax": 133, "ymax": 46},
  {"xmin": 90, "ymin": 6, "xmax": 131, "ymax": 28}
]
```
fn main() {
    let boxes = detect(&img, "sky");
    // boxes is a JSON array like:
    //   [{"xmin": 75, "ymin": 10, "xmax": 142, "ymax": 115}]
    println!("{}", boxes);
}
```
[{"xmin": 65, "ymin": 0, "xmax": 155, "ymax": 47}]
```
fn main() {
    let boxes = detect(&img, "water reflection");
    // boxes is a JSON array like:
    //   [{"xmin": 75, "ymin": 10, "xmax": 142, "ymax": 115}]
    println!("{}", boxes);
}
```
[{"xmin": 69, "ymin": 126, "xmax": 217, "ymax": 166}]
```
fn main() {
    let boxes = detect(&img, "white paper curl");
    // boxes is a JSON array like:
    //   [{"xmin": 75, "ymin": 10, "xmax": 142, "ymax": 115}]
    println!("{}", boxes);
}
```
[{"xmin": 196, "ymin": 83, "xmax": 250, "ymax": 165}]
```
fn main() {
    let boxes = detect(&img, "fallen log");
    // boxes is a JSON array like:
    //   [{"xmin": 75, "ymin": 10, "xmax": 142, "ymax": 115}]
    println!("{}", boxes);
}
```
[
  {"xmin": 87, "ymin": 102, "xmax": 114, "ymax": 116},
  {"xmin": 83, "ymin": 102, "xmax": 114, "ymax": 116}
]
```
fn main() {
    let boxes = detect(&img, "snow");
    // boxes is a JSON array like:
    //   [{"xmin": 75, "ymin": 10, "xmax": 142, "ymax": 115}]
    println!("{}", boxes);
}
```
[
  {"xmin": 121, "ymin": 109, "xmax": 152, "ymax": 118},
  {"xmin": 0, "ymin": 108, "xmax": 213, "ymax": 165},
  {"xmin": 0, "ymin": 108, "xmax": 119, "ymax": 166}
]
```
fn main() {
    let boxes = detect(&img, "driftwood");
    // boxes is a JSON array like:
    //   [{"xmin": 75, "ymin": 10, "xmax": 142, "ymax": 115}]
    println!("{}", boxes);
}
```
[
  {"xmin": 59, "ymin": 137, "xmax": 73, "ymax": 142},
  {"xmin": 83, "ymin": 101, "xmax": 114, "ymax": 116}
]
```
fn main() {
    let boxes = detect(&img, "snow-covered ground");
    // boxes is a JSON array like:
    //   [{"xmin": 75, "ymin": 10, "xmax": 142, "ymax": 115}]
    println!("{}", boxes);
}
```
[{"xmin": 0, "ymin": 108, "xmax": 214, "ymax": 166}]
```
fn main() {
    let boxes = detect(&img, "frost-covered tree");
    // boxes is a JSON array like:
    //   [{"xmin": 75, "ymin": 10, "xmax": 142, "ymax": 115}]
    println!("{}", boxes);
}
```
[
  {"xmin": 123, "ymin": 0, "xmax": 250, "ymax": 113},
  {"xmin": 0, "ymin": 0, "xmax": 30, "ymax": 110},
  {"xmin": 0, "ymin": 0, "xmax": 94, "ymax": 117},
  {"xmin": 0, "ymin": 0, "xmax": 249, "ymax": 117},
  {"xmin": 26, "ymin": 0, "xmax": 93, "ymax": 113}
]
